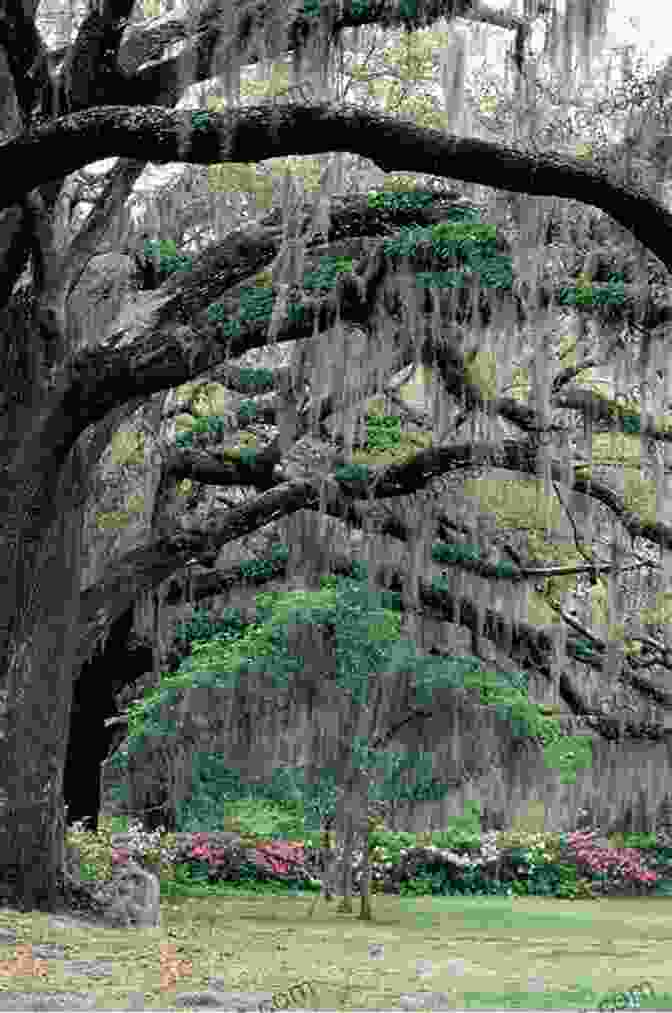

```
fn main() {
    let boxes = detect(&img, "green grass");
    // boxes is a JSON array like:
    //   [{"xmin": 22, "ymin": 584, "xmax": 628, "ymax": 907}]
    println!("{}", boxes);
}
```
[
  {"xmin": 9, "ymin": 878, "xmax": 670, "ymax": 1011},
  {"xmin": 156, "ymin": 884, "xmax": 672, "ymax": 1010},
  {"xmin": 51, "ymin": 808, "xmax": 671, "ymax": 1009}
]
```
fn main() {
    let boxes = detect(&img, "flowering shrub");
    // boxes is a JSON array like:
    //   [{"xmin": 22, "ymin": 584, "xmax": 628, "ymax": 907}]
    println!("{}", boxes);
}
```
[
  {"xmin": 76, "ymin": 816, "xmax": 662, "ymax": 903},
  {"xmin": 66, "ymin": 818, "xmax": 180, "ymax": 884},
  {"xmin": 495, "ymin": 829, "xmax": 563, "ymax": 867},
  {"xmin": 479, "ymin": 830, "xmax": 500, "ymax": 863},
  {"xmin": 167, "ymin": 833, "xmax": 313, "ymax": 885},
  {"xmin": 248, "ymin": 840, "xmax": 310, "ymax": 882},
  {"xmin": 66, "ymin": 820, "xmax": 126, "ymax": 883},
  {"xmin": 563, "ymin": 830, "xmax": 658, "ymax": 894},
  {"xmin": 108, "ymin": 821, "xmax": 179, "ymax": 875}
]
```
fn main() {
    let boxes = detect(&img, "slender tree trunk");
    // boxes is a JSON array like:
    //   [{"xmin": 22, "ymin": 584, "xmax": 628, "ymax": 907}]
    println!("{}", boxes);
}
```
[
  {"xmin": 358, "ymin": 814, "xmax": 373, "ymax": 921},
  {"xmin": 335, "ymin": 797, "xmax": 355, "ymax": 913},
  {"xmin": 321, "ymin": 824, "xmax": 336, "ymax": 902}
]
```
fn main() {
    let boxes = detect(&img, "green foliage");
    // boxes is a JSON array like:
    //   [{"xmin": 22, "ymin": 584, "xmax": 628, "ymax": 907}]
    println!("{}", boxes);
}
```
[
  {"xmin": 173, "ymin": 757, "xmax": 309, "ymax": 834},
  {"xmin": 206, "ymin": 416, "xmax": 226, "ymax": 436},
  {"xmin": 558, "ymin": 273, "xmax": 626, "ymax": 307},
  {"xmin": 174, "ymin": 414, "xmax": 226, "ymax": 447},
  {"xmin": 432, "ymin": 540, "xmax": 479, "ymax": 564},
  {"xmin": 418, "ymin": 805, "xmax": 483, "ymax": 852},
  {"xmin": 145, "ymin": 238, "xmax": 177, "ymax": 258},
  {"xmin": 175, "ymin": 606, "xmax": 249, "ymax": 648},
  {"xmin": 365, "ymin": 413, "xmax": 401, "ymax": 451},
  {"xmin": 236, "ymin": 367, "xmax": 276, "ymax": 393},
  {"xmin": 366, "ymin": 189, "xmax": 436, "ymax": 212},
  {"xmin": 440, "ymin": 204, "xmax": 482, "ymax": 223},
  {"xmin": 237, "ymin": 400, "xmax": 258, "ymax": 423},
  {"xmin": 191, "ymin": 111, "xmax": 210, "ymax": 131},
  {"xmin": 431, "ymin": 540, "xmax": 518, "ymax": 578},
  {"xmin": 383, "ymin": 220, "xmax": 492, "ymax": 259},
  {"xmin": 175, "ymin": 430, "xmax": 194, "ymax": 448},
  {"xmin": 213, "ymin": 287, "xmax": 273, "ymax": 334},
  {"xmin": 142, "ymin": 239, "xmax": 193, "ymax": 279},
  {"xmin": 236, "ymin": 544, "xmax": 290, "ymax": 582},
  {"xmin": 302, "ymin": 256, "xmax": 354, "ymax": 293},
  {"xmin": 542, "ymin": 735, "xmax": 594, "ymax": 785},
  {"xmin": 604, "ymin": 404, "xmax": 642, "ymax": 435},
  {"xmin": 334, "ymin": 462, "xmax": 371, "ymax": 483},
  {"xmin": 207, "ymin": 290, "xmax": 306, "ymax": 338},
  {"xmin": 620, "ymin": 831, "xmax": 658, "ymax": 850},
  {"xmin": 111, "ymin": 570, "xmax": 589, "ymax": 829},
  {"xmin": 381, "ymin": 219, "xmax": 513, "ymax": 291},
  {"xmin": 238, "ymin": 447, "xmax": 258, "ymax": 466},
  {"xmin": 574, "ymin": 637, "xmax": 598, "ymax": 658},
  {"xmin": 398, "ymin": 0, "xmax": 419, "ymax": 18},
  {"xmin": 349, "ymin": 0, "xmax": 371, "ymax": 16}
]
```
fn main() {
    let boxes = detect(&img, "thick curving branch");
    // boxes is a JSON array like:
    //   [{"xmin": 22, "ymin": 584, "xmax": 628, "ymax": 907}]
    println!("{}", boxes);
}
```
[{"xmin": 3, "ymin": 103, "xmax": 672, "ymax": 277}]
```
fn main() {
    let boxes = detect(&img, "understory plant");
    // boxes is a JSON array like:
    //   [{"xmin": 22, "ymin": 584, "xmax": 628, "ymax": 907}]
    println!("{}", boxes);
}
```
[
  {"xmin": 66, "ymin": 818, "xmax": 179, "ymax": 883},
  {"xmin": 563, "ymin": 830, "xmax": 659, "ymax": 893},
  {"xmin": 66, "ymin": 802, "xmax": 666, "ymax": 905}
]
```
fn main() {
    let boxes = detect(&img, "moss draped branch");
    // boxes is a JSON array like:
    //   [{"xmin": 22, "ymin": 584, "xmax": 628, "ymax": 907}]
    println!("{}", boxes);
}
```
[
  {"xmin": 4, "ymin": 103, "xmax": 672, "ymax": 277},
  {"xmin": 79, "ymin": 430, "xmax": 672, "ymax": 724},
  {"xmin": 118, "ymin": 0, "xmax": 530, "ymax": 107}
]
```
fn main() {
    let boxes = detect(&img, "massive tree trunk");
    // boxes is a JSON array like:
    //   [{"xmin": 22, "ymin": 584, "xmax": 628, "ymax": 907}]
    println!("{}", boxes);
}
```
[
  {"xmin": 0, "ymin": 286, "xmax": 146, "ymax": 909},
  {"xmin": 0, "ymin": 400, "xmax": 86, "ymax": 908}
]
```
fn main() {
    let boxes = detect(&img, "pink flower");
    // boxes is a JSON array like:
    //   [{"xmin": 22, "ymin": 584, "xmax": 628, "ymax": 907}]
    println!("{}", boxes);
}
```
[{"xmin": 564, "ymin": 831, "xmax": 658, "ymax": 889}]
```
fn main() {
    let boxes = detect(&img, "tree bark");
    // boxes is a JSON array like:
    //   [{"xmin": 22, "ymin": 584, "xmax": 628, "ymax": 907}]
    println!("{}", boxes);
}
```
[{"xmin": 0, "ymin": 388, "xmax": 90, "ymax": 910}]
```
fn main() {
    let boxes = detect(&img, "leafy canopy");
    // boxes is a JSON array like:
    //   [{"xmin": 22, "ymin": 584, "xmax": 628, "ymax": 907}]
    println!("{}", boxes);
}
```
[{"xmin": 108, "ymin": 568, "xmax": 593, "ymax": 832}]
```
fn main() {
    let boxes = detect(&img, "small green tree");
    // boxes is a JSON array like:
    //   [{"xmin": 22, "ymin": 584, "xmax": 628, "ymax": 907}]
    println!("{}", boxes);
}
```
[{"xmin": 109, "ymin": 566, "xmax": 593, "ymax": 919}]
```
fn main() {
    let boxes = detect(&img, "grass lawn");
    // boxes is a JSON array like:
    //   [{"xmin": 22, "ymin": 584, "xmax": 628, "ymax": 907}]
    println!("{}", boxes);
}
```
[{"xmin": 5, "ymin": 885, "xmax": 672, "ymax": 1010}]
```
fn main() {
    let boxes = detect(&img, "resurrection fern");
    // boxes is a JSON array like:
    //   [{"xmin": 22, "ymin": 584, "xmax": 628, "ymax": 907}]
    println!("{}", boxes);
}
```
[
  {"xmin": 620, "ymin": 412, "xmax": 641, "ymax": 435},
  {"xmin": 191, "ymin": 111, "xmax": 210, "ymax": 131},
  {"xmin": 142, "ymin": 239, "xmax": 192, "ymax": 280},
  {"xmin": 207, "ymin": 287, "xmax": 306, "ymax": 338},
  {"xmin": 236, "ymin": 367, "xmax": 275, "ymax": 393},
  {"xmin": 334, "ymin": 462, "xmax": 370, "ymax": 483},
  {"xmin": 431, "ymin": 539, "xmax": 519, "ymax": 578},
  {"xmin": 365, "ymin": 413, "xmax": 402, "ymax": 451},
  {"xmin": 175, "ymin": 431, "xmax": 194, "ymax": 448},
  {"xmin": 173, "ymin": 414, "xmax": 227, "ymax": 446},
  {"xmin": 237, "ymin": 400, "xmax": 258, "ymax": 423},
  {"xmin": 558, "ymin": 273, "xmax": 626, "ymax": 307},
  {"xmin": 238, "ymin": 447, "xmax": 258, "ymax": 466},
  {"xmin": 381, "ymin": 219, "xmax": 513, "ymax": 290},
  {"xmin": 366, "ymin": 190, "xmax": 436, "ymax": 212},
  {"xmin": 302, "ymin": 256, "xmax": 354, "ymax": 292}
]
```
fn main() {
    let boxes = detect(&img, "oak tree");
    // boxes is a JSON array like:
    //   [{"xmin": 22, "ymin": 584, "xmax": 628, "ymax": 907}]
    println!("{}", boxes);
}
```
[{"xmin": 2, "ymin": 0, "xmax": 671, "ymax": 915}]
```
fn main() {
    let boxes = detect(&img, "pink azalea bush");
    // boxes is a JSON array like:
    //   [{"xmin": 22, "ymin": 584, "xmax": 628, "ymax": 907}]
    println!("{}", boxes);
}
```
[
  {"xmin": 167, "ymin": 832, "xmax": 310, "ymax": 884},
  {"xmin": 250, "ymin": 840, "xmax": 308, "ymax": 878},
  {"xmin": 563, "ymin": 830, "xmax": 659, "ymax": 893}
]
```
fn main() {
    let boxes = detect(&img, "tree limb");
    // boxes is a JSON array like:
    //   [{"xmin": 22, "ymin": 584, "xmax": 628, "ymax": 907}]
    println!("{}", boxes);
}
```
[{"xmin": 3, "ymin": 103, "xmax": 672, "ymax": 281}]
